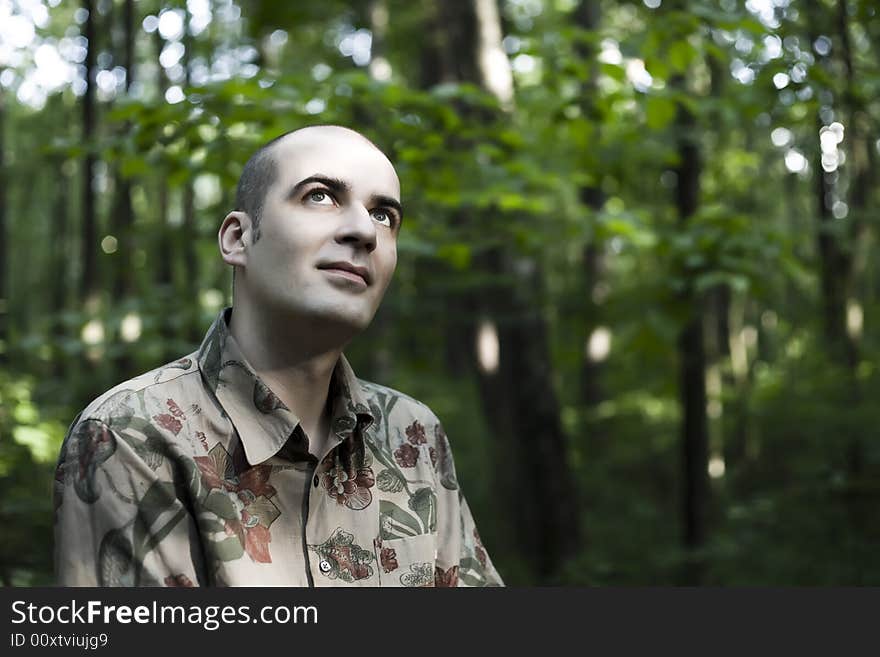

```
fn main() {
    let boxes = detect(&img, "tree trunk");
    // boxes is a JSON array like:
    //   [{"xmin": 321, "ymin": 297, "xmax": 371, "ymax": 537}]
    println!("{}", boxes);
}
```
[
  {"xmin": 574, "ymin": 0, "xmax": 607, "ymax": 414},
  {"xmin": 50, "ymin": 152, "xmax": 70, "ymax": 378},
  {"xmin": 0, "ymin": 90, "xmax": 7, "ymax": 365},
  {"xmin": 108, "ymin": 0, "xmax": 137, "ymax": 376},
  {"xmin": 804, "ymin": 0, "xmax": 855, "ymax": 369},
  {"xmin": 836, "ymin": 0, "xmax": 868, "ymax": 477},
  {"xmin": 181, "ymin": 3, "xmax": 200, "ymax": 345},
  {"xmin": 427, "ymin": 0, "xmax": 580, "ymax": 580},
  {"xmin": 673, "ymin": 75, "xmax": 709, "ymax": 585},
  {"xmin": 112, "ymin": 0, "xmax": 136, "ymax": 301},
  {"xmin": 154, "ymin": 28, "xmax": 176, "ymax": 360},
  {"xmin": 80, "ymin": 0, "xmax": 98, "ymax": 301}
]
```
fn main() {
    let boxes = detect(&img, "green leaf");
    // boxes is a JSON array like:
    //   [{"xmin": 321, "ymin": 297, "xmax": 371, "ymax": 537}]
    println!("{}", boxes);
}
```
[
  {"xmin": 600, "ymin": 62, "xmax": 626, "ymax": 82},
  {"xmin": 377, "ymin": 468, "xmax": 406, "ymax": 493},
  {"xmin": 460, "ymin": 556, "xmax": 485, "ymax": 575},
  {"xmin": 437, "ymin": 243, "xmax": 472, "ymax": 270},
  {"xmin": 120, "ymin": 157, "xmax": 149, "ymax": 178},
  {"xmin": 408, "ymin": 487, "xmax": 437, "ymax": 533},
  {"xmin": 645, "ymin": 95, "xmax": 677, "ymax": 131},
  {"xmin": 380, "ymin": 500, "xmax": 422, "ymax": 539},
  {"xmin": 98, "ymin": 529, "xmax": 134, "ymax": 586},
  {"xmin": 668, "ymin": 40, "xmax": 696, "ymax": 73},
  {"xmin": 133, "ymin": 481, "xmax": 177, "ymax": 552},
  {"xmin": 458, "ymin": 571, "xmax": 484, "ymax": 587},
  {"xmin": 198, "ymin": 517, "xmax": 225, "ymax": 533},
  {"xmin": 203, "ymin": 490, "xmax": 237, "ymax": 520},
  {"xmin": 213, "ymin": 536, "xmax": 245, "ymax": 562}
]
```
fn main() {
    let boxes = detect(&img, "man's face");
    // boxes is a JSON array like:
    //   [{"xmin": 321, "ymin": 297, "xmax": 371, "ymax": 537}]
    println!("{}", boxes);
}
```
[{"xmin": 238, "ymin": 127, "xmax": 401, "ymax": 332}]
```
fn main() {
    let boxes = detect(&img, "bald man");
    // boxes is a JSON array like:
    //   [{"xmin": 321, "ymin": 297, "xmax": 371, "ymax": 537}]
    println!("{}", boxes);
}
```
[{"xmin": 54, "ymin": 126, "xmax": 503, "ymax": 587}]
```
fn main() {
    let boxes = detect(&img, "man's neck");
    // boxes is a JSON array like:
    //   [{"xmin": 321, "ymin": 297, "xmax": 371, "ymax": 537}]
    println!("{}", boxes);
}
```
[{"xmin": 228, "ymin": 302, "xmax": 351, "ymax": 460}]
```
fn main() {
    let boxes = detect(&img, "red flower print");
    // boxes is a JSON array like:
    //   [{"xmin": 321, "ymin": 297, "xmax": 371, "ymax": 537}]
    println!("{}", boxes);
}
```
[
  {"xmin": 310, "ymin": 529, "xmax": 374, "ymax": 582},
  {"xmin": 195, "ymin": 444, "xmax": 280, "ymax": 564},
  {"xmin": 166, "ymin": 398, "xmax": 186, "ymax": 419},
  {"xmin": 153, "ymin": 413, "xmax": 182, "ymax": 435},
  {"xmin": 321, "ymin": 460, "xmax": 375, "ymax": 511},
  {"xmin": 405, "ymin": 420, "xmax": 427, "ymax": 445},
  {"xmin": 394, "ymin": 443, "xmax": 419, "ymax": 468},
  {"xmin": 62, "ymin": 420, "xmax": 117, "ymax": 503},
  {"xmin": 240, "ymin": 521, "xmax": 272, "ymax": 563},
  {"xmin": 380, "ymin": 548, "xmax": 399, "ymax": 573},
  {"xmin": 78, "ymin": 423, "xmax": 114, "ymax": 481},
  {"xmin": 164, "ymin": 574, "xmax": 194, "ymax": 587},
  {"xmin": 237, "ymin": 463, "xmax": 276, "ymax": 499},
  {"xmin": 195, "ymin": 431, "xmax": 209, "ymax": 451},
  {"xmin": 434, "ymin": 565, "xmax": 459, "ymax": 587}
]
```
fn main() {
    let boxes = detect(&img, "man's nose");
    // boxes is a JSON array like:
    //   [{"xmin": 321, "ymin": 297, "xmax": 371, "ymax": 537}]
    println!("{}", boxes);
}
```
[{"xmin": 336, "ymin": 204, "xmax": 377, "ymax": 252}]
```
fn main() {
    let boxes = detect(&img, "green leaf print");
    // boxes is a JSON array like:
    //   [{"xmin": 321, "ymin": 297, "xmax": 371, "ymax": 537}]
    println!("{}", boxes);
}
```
[
  {"xmin": 111, "ymin": 417, "xmax": 167, "ymax": 470},
  {"xmin": 197, "ymin": 516, "xmax": 225, "ymax": 534},
  {"xmin": 458, "ymin": 570, "xmax": 485, "ymax": 587},
  {"xmin": 376, "ymin": 468, "xmax": 406, "ymax": 493},
  {"xmin": 408, "ymin": 487, "xmax": 437, "ymax": 533},
  {"xmin": 98, "ymin": 529, "xmax": 134, "ymax": 586},
  {"xmin": 203, "ymin": 489, "xmax": 237, "ymax": 520},
  {"xmin": 379, "ymin": 500, "xmax": 422, "ymax": 540},
  {"xmin": 213, "ymin": 535, "xmax": 245, "ymax": 562},
  {"xmin": 133, "ymin": 481, "xmax": 177, "ymax": 550}
]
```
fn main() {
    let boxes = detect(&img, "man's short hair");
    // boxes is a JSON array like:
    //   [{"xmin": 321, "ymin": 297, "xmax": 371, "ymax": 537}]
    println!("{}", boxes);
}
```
[
  {"xmin": 234, "ymin": 131, "xmax": 291, "ymax": 243},
  {"xmin": 233, "ymin": 126, "xmax": 385, "ymax": 243}
]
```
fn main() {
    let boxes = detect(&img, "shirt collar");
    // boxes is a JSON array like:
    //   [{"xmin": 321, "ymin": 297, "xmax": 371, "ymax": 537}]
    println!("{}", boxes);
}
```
[{"xmin": 196, "ymin": 308, "xmax": 375, "ymax": 465}]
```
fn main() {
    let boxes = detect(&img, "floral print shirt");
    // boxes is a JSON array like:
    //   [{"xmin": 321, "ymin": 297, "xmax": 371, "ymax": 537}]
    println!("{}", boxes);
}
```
[{"xmin": 54, "ymin": 308, "xmax": 503, "ymax": 587}]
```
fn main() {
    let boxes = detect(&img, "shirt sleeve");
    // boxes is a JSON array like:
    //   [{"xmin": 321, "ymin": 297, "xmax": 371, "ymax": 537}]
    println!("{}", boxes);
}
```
[
  {"xmin": 54, "ymin": 417, "xmax": 201, "ymax": 587},
  {"xmin": 431, "ymin": 420, "xmax": 504, "ymax": 587}
]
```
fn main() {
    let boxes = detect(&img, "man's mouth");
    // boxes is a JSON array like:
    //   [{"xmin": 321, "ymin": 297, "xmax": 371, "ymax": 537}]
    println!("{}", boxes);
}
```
[{"xmin": 317, "ymin": 261, "xmax": 370, "ymax": 287}]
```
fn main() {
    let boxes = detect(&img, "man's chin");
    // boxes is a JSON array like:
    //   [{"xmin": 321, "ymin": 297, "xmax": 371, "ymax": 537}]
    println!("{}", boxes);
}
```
[
  {"xmin": 306, "ymin": 305, "xmax": 375, "ymax": 334},
  {"xmin": 256, "ymin": 297, "xmax": 377, "ymax": 335}
]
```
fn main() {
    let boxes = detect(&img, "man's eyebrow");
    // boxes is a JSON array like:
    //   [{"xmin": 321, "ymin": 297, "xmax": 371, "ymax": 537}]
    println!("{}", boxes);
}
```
[
  {"xmin": 286, "ymin": 174, "xmax": 350, "ymax": 199},
  {"xmin": 288, "ymin": 174, "xmax": 403, "ymax": 223},
  {"xmin": 370, "ymin": 194, "xmax": 404, "ymax": 223}
]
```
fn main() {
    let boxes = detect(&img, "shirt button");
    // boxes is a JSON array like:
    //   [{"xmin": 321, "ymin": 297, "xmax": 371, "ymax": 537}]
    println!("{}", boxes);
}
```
[
  {"xmin": 319, "ymin": 560, "xmax": 332, "ymax": 573},
  {"xmin": 313, "ymin": 474, "xmax": 319, "ymax": 488}
]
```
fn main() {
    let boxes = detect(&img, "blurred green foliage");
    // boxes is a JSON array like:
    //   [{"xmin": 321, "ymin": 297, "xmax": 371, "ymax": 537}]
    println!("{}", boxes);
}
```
[{"xmin": 1, "ymin": 0, "xmax": 879, "ymax": 585}]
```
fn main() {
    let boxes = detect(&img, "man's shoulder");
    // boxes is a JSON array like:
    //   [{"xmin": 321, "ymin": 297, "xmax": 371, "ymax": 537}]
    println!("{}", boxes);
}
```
[
  {"xmin": 73, "ymin": 353, "xmax": 203, "ymax": 429},
  {"xmin": 356, "ymin": 379, "xmax": 442, "ymax": 425},
  {"xmin": 356, "ymin": 378, "xmax": 458, "ymax": 489}
]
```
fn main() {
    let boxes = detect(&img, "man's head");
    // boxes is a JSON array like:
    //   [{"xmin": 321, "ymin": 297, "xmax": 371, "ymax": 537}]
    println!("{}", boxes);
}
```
[{"xmin": 219, "ymin": 125, "xmax": 402, "ymax": 334}]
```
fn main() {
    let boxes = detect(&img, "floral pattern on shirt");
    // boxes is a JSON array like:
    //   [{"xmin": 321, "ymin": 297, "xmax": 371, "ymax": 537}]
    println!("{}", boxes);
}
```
[
  {"xmin": 309, "ymin": 528, "xmax": 375, "ymax": 582},
  {"xmin": 54, "ymin": 308, "xmax": 504, "ymax": 587},
  {"xmin": 164, "ymin": 574, "xmax": 195, "ymax": 587},
  {"xmin": 400, "ymin": 562, "xmax": 435, "ymax": 587},
  {"xmin": 56, "ymin": 419, "xmax": 117, "ymax": 504},
  {"xmin": 393, "ymin": 442, "xmax": 419, "ymax": 468},
  {"xmin": 195, "ymin": 443, "xmax": 280, "ymax": 563},
  {"xmin": 434, "ymin": 565, "xmax": 459, "ymax": 587},
  {"xmin": 319, "ymin": 446, "xmax": 376, "ymax": 511},
  {"xmin": 253, "ymin": 379, "xmax": 288, "ymax": 413},
  {"xmin": 380, "ymin": 547, "xmax": 399, "ymax": 573},
  {"xmin": 405, "ymin": 420, "xmax": 426, "ymax": 445},
  {"xmin": 153, "ymin": 398, "xmax": 186, "ymax": 436}
]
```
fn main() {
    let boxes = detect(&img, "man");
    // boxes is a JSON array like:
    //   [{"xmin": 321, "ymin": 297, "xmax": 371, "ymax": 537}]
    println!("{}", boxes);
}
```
[{"xmin": 54, "ymin": 125, "xmax": 503, "ymax": 587}]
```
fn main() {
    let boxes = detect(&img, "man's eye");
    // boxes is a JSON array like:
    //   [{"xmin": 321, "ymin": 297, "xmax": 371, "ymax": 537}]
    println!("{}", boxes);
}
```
[
  {"xmin": 371, "ymin": 209, "xmax": 393, "ymax": 227},
  {"xmin": 307, "ymin": 190, "xmax": 334, "ymax": 205}
]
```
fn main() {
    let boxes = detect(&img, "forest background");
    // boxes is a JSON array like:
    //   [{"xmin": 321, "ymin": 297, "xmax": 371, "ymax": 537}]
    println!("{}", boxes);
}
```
[{"xmin": 1, "ymin": 0, "xmax": 878, "ymax": 586}]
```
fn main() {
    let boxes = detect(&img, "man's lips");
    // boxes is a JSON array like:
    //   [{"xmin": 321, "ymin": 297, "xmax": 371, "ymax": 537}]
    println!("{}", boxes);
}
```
[{"xmin": 317, "ymin": 261, "xmax": 370, "ymax": 286}]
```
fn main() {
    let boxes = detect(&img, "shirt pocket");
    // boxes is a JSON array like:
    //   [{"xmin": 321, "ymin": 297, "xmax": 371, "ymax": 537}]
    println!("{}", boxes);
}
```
[{"xmin": 373, "ymin": 534, "xmax": 437, "ymax": 587}]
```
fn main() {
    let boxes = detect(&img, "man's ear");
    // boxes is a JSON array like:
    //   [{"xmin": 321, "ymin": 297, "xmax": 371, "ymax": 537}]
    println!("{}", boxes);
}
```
[{"xmin": 218, "ymin": 211, "xmax": 252, "ymax": 268}]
